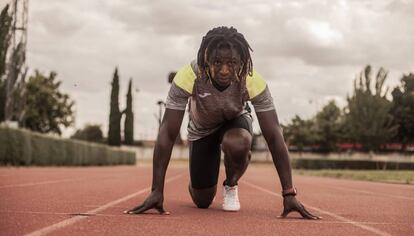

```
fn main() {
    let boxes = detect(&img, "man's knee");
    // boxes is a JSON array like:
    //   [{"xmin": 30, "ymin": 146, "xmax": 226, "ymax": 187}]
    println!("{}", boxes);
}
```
[
  {"xmin": 188, "ymin": 184, "xmax": 217, "ymax": 209},
  {"xmin": 222, "ymin": 129, "xmax": 252, "ymax": 160}
]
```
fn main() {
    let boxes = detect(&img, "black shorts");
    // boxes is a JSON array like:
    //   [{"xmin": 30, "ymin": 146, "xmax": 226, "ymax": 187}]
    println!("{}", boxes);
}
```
[{"xmin": 189, "ymin": 114, "xmax": 253, "ymax": 189}]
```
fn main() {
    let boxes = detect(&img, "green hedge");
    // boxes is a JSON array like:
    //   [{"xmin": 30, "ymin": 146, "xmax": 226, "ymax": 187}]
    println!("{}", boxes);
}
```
[
  {"xmin": 291, "ymin": 158, "xmax": 414, "ymax": 170},
  {"xmin": 0, "ymin": 126, "xmax": 136, "ymax": 166}
]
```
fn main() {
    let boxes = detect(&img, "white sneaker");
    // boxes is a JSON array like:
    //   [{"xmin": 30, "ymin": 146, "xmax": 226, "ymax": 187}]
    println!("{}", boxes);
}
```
[{"xmin": 222, "ymin": 185, "xmax": 240, "ymax": 211}]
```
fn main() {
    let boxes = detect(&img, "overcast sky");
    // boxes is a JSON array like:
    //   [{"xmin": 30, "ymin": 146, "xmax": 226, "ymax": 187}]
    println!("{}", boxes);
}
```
[{"xmin": 2, "ymin": 0, "xmax": 413, "ymax": 140}]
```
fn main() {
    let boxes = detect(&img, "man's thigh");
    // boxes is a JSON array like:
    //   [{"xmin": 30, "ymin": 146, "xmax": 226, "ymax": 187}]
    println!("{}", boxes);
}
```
[
  {"xmin": 219, "ymin": 113, "xmax": 253, "ymax": 141},
  {"xmin": 189, "ymin": 131, "xmax": 221, "ymax": 189}
]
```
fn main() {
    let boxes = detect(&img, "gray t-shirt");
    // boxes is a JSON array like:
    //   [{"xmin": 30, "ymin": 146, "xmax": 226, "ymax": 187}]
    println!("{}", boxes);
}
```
[{"xmin": 166, "ymin": 61, "xmax": 275, "ymax": 141}]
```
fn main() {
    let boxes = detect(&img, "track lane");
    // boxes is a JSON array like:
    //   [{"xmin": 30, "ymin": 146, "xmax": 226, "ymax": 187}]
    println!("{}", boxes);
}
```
[
  {"xmin": 48, "ymin": 167, "xmax": 389, "ymax": 236},
  {"xmin": 1, "ymin": 165, "xmax": 413, "ymax": 236}
]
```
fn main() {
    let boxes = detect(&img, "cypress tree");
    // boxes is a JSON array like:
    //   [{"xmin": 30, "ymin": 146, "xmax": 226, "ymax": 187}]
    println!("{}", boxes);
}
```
[
  {"xmin": 124, "ymin": 78, "xmax": 134, "ymax": 145},
  {"xmin": 0, "ymin": 4, "xmax": 12, "ymax": 78},
  {"xmin": 0, "ymin": 4, "xmax": 12, "ymax": 122},
  {"xmin": 108, "ymin": 68, "xmax": 121, "ymax": 146}
]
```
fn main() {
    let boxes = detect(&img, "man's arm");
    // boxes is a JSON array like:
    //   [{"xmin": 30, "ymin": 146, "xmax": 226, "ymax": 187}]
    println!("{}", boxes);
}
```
[
  {"xmin": 256, "ymin": 110, "xmax": 292, "ymax": 190},
  {"xmin": 256, "ymin": 110, "xmax": 320, "ymax": 220},
  {"xmin": 152, "ymin": 108, "xmax": 185, "ymax": 193},
  {"xmin": 125, "ymin": 108, "xmax": 185, "ymax": 214}
]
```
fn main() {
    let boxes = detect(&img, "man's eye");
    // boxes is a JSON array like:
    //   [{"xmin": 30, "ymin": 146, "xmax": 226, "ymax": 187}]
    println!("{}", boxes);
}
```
[{"xmin": 214, "ymin": 61, "xmax": 221, "ymax": 65}]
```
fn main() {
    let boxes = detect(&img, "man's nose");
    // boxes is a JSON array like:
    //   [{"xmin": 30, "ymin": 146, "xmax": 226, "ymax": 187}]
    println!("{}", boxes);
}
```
[{"xmin": 219, "ymin": 65, "xmax": 230, "ymax": 75}]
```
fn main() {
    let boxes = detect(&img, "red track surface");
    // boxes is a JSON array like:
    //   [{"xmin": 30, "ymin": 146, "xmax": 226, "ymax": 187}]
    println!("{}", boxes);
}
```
[{"xmin": 1, "ymin": 164, "xmax": 413, "ymax": 236}]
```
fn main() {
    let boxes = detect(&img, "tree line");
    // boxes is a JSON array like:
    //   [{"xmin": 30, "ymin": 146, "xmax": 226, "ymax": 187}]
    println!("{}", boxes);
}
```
[
  {"xmin": 72, "ymin": 69, "xmax": 136, "ymax": 146},
  {"xmin": 2, "ymin": 4, "xmax": 412, "ymax": 151},
  {"xmin": 71, "ymin": 68, "xmax": 134, "ymax": 147},
  {"xmin": 1, "ymin": 4, "xmax": 73, "ymax": 134},
  {"xmin": 282, "ymin": 65, "xmax": 414, "ymax": 153},
  {"xmin": 1, "ymin": 4, "xmax": 133, "ymax": 146}
]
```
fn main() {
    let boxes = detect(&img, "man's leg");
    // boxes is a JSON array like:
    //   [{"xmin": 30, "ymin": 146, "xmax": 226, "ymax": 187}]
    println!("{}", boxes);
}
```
[
  {"xmin": 188, "ymin": 184, "xmax": 217, "ymax": 209},
  {"xmin": 220, "ymin": 114, "xmax": 252, "ymax": 211},
  {"xmin": 188, "ymin": 132, "xmax": 221, "ymax": 209},
  {"xmin": 222, "ymin": 128, "xmax": 252, "ymax": 186}
]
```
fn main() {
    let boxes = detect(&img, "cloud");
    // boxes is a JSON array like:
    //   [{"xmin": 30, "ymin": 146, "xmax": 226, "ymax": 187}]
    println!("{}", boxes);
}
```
[{"xmin": 16, "ymin": 0, "xmax": 414, "ymax": 139}]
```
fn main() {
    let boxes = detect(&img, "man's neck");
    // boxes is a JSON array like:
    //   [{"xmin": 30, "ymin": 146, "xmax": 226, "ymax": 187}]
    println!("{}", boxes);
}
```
[{"xmin": 211, "ymin": 79, "xmax": 230, "ymax": 92}]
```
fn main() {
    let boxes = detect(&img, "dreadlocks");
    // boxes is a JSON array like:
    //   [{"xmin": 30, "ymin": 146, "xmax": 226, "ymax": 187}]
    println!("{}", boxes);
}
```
[{"xmin": 197, "ymin": 26, "xmax": 253, "ymax": 82}]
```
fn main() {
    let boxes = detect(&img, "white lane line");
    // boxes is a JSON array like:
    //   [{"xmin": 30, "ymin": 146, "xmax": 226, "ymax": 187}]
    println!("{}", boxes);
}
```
[
  {"xmin": 3, "ymin": 210, "xmax": 402, "ymax": 225},
  {"xmin": 0, "ymin": 178, "xmax": 85, "ymax": 189},
  {"xmin": 0, "ymin": 210, "xmax": 182, "ymax": 220},
  {"xmin": 3, "ymin": 210, "xmax": 405, "ymax": 225},
  {"xmin": 25, "ymin": 172, "xmax": 185, "ymax": 236},
  {"xmin": 241, "ymin": 180, "xmax": 392, "ymax": 236},
  {"xmin": 330, "ymin": 186, "xmax": 414, "ymax": 201},
  {"xmin": 0, "ymin": 173, "xmax": 133, "ymax": 189},
  {"xmin": 0, "ymin": 210, "xmax": 70, "ymax": 216}
]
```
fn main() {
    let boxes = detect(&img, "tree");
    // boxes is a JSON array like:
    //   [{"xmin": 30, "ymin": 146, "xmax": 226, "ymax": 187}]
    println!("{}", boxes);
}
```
[
  {"xmin": 0, "ymin": 79, "xmax": 5, "ymax": 121},
  {"xmin": 23, "ymin": 70, "xmax": 74, "ymax": 134},
  {"xmin": 0, "ymin": 4, "xmax": 12, "ymax": 79},
  {"xmin": 124, "ymin": 78, "xmax": 134, "ymax": 145},
  {"xmin": 108, "ymin": 68, "xmax": 121, "ymax": 146},
  {"xmin": 282, "ymin": 115, "xmax": 318, "ymax": 152},
  {"xmin": 71, "ymin": 124, "xmax": 103, "ymax": 143},
  {"xmin": 314, "ymin": 100, "xmax": 342, "ymax": 152},
  {"xmin": 0, "ymin": 4, "xmax": 12, "ymax": 122},
  {"xmin": 4, "ymin": 41, "xmax": 28, "ymax": 123},
  {"xmin": 344, "ymin": 65, "xmax": 397, "ymax": 151},
  {"xmin": 390, "ymin": 73, "xmax": 414, "ymax": 150}
]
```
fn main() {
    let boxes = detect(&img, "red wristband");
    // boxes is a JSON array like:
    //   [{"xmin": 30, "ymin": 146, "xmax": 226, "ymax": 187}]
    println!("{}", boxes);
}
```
[{"xmin": 282, "ymin": 187, "xmax": 297, "ymax": 197}]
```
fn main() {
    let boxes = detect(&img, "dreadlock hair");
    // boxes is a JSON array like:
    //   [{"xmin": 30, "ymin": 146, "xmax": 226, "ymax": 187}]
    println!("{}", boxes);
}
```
[{"xmin": 197, "ymin": 26, "xmax": 253, "ymax": 82}]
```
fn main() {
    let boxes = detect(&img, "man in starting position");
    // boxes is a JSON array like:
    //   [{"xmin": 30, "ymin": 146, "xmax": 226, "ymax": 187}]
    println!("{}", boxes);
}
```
[{"xmin": 125, "ymin": 26, "xmax": 320, "ymax": 219}]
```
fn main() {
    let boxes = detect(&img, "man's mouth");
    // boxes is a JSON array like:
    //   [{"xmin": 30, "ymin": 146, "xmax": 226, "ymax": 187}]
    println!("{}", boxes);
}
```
[{"xmin": 217, "ymin": 76, "xmax": 231, "ymax": 82}]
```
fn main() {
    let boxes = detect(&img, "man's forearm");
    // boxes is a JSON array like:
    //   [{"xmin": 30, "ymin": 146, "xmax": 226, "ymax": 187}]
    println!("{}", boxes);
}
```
[
  {"xmin": 256, "ymin": 110, "xmax": 294, "ymax": 191},
  {"xmin": 151, "ymin": 130, "xmax": 176, "ymax": 193},
  {"xmin": 267, "ymin": 139, "xmax": 293, "ymax": 191},
  {"xmin": 150, "ymin": 109, "xmax": 185, "ymax": 193}
]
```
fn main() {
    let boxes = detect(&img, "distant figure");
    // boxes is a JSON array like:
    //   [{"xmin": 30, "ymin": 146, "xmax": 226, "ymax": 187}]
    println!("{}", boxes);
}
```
[
  {"xmin": 167, "ymin": 72, "xmax": 176, "ymax": 84},
  {"xmin": 125, "ymin": 26, "xmax": 320, "ymax": 219}
]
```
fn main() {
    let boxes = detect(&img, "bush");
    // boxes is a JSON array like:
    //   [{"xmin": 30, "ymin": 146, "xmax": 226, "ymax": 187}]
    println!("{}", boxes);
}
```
[{"xmin": 0, "ymin": 125, "xmax": 136, "ymax": 166}]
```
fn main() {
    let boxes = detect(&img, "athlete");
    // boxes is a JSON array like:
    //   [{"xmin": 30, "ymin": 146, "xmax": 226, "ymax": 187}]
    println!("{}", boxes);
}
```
[{"xmin": 125, "ymin": 26, "xmax": 320, "ymax": 219}]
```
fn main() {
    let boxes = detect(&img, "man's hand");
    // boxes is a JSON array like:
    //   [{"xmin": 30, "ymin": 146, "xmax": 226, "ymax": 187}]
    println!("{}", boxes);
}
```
[
  {"xmin": 124, "ymin": 191, "xmax": 169, "ymax": 215},
  {"xmin": 279, "ymin": 195, "xmax": 321, "ymax": 220}
]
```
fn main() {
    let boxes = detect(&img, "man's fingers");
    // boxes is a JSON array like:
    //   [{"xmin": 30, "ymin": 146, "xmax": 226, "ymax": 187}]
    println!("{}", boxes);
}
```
[
  {"xmin": 298, "ymin": 205, "xmax": 321, "ymax": 220},
  {"xmin": 155, "ymin": 205, "xmax": 170, "ymax": 215},
  {"xmin": 278, "ymin": 208, "xmax": 290, "ymax": 218},
  {"xmin": 126, "ymin": 203, "xmax": 153, "ymax": 214},
  {"xmin": 123, "ymin": 203, "xmax": 146, "ymax": 214}
]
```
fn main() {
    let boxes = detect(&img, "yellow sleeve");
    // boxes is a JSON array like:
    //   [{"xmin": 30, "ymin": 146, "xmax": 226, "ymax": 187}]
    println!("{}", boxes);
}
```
[
  {"xmin": 173, "ymin": 64, "xmax": 197, "ymax": 94},
  {"xmin": 246, "ymin": 70, "xmax": 266, "ymax": 99}
]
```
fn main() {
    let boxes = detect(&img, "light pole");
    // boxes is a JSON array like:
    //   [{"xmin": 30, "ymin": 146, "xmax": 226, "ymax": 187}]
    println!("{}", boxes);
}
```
[{"xmin": 156, "ymin": 100, "xmax": 165, "ymax": 133}]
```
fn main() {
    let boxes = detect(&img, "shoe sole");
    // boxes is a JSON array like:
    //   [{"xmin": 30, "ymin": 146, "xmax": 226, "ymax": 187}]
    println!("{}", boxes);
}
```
[
  {"xmin": 223, "ymin": 209, "xmax": 240, "ymax": 212},
  {"xmin": 222, "ymin": 206, "xmax": 240, "ymax": 212}
]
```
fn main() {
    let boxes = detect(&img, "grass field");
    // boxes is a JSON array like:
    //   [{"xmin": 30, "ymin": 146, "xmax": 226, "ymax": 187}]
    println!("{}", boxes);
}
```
[
  {"xmin": 294, "ymin": 169, "xmax": 414, "ymax": 184},
  {"xmin": 141, "ymin": 160, "xmax": 414, "ymax": 184}
]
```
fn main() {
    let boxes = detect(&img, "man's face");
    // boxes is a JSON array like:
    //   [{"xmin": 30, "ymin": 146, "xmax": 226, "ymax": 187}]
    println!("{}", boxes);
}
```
[{"xmin": 207, "ymin": 47, "xmax": 242, "ymax": 87}]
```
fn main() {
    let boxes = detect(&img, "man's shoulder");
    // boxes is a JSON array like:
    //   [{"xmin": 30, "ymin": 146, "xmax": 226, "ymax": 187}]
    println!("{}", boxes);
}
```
[
  {"xmin": 246, "ymin": 70, "xmax": 267, "ymax": 99},
  {"xmin": 173, "ymin": 61, "xmax": 198, "ymax": 94}
]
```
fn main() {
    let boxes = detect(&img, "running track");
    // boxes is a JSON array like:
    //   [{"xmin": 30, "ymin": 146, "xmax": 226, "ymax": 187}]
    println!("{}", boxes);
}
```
[{"xmin": 0, "ymin": 164, "xmax": 413, "ymax": 236}]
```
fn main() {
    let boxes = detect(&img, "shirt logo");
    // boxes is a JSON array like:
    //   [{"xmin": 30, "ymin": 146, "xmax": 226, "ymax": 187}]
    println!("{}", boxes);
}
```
[{"xmin": 198, "ymin": 92, "xmax": 211, "ymax": 98}]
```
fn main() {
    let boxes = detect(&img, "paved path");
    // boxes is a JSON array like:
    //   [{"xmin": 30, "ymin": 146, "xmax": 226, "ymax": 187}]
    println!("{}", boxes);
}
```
[{"xmin": 0, "ymin": 164, "xmax": 413, "ymax": 235}]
